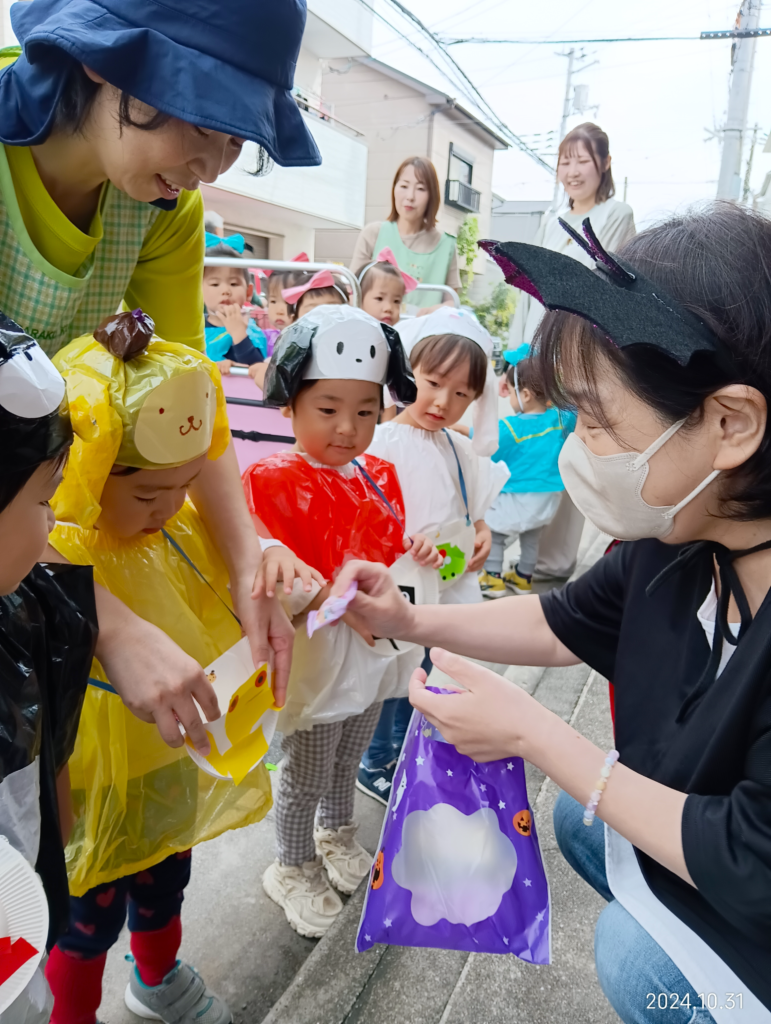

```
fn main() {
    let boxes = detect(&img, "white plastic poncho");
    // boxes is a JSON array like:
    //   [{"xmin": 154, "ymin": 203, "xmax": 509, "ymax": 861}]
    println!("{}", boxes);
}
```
[{"xmin": 368, "ymin": 422, "xmax": 509, "ymax": 604}]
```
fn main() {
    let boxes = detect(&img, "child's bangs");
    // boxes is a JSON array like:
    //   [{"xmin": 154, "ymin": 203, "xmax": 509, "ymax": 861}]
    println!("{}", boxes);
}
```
[
  {"xmin": 361, "ymin": 264, "xmax": 405, "ymax": 298},
  {"xmin": 411, "ymin": 333, "xmax": 487, "ymax": 396},
  {"xmin": 534, "ymin": 310, "xmax": 618, "ymax": 425}
]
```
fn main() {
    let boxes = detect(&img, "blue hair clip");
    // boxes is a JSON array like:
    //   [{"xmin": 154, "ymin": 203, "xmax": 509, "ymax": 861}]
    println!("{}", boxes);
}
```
[
  {"xmin": 205, "ymin": 231, "xmax": 246, "ymax": 254},
  {"xmin": 503, "ymin": 343, "xmax": 531, "ymax": 367}
]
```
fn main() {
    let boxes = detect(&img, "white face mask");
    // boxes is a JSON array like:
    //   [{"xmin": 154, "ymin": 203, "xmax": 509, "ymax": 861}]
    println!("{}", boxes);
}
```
[{"xmin": 557, "ymin": 418, "xmax": 721, "ymax": 541}]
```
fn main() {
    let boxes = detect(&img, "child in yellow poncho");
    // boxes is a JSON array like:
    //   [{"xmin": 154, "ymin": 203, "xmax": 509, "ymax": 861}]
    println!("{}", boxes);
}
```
[{"xmin": 44, "ymin": 309, "xmax": 274, "ymax": 1024}]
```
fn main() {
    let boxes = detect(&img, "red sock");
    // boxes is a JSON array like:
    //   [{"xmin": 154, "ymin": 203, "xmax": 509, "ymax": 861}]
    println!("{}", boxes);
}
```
[
  {"xmin": 130, "ymin": 916, "xmax": 182, "ymax": 987},
  {"xmin": 45, "ymin": 946, "xmax": 106, "ymax": 1024}
]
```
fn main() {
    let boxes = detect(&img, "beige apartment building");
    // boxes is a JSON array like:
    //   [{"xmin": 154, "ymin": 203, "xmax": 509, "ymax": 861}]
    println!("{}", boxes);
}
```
[{"xmin": 315, "ymin": 57, "xmax": 508, "ymax": 269}]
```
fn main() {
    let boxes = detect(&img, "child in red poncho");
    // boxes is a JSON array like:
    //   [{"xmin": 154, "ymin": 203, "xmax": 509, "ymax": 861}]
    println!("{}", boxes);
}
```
[{"xmin": 242, "ymin": 305, "xmax": 439, "ymax": 939}]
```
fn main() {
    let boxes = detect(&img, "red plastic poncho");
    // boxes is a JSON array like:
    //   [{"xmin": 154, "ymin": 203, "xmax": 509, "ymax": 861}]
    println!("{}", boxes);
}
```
[{"xmin": 243, "ymin": 452, "xmax": 406, "ymax": 581}]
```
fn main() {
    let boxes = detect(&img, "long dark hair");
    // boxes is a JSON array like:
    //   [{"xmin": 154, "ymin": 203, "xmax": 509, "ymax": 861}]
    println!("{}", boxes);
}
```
[
  {"xmin": 535, "ymin": 201, "xmax": 771, "ymax": 521},
  {"xmin": 558, "ymin": 122, "xmax": 615, "ymax": 208}
]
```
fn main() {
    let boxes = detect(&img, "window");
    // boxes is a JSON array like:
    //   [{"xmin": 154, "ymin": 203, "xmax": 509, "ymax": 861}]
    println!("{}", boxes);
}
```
[{"xmin": 448, "ymin": 149, "xmax": 473, "ymax": 185}]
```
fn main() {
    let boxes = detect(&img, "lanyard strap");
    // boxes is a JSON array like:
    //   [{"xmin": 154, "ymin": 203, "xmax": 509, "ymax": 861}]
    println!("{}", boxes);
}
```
[
  {"xmin": 87, "ymin": 530, "xmax": 240, "ymax": 696},
  {"xmin": 161, "ymin": 529, "xmax": 241, "ymax": 626},
  {"xmin": 351, "ymin": 458, "xmax": 405, "ymax": 531},
  {"xmin": 442, "ymin": 429, "xmax": 471, "ymax": 525}
]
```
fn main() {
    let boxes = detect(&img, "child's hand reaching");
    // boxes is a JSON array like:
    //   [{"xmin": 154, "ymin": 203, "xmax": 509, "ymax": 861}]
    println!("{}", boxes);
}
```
[
  {"xmin": 466, "ymin": 519, "xmax": 492, "ymax": 573},
  {"xmin": 218, "ymin": 359, "xmax": 234, "ymax": 376},
  {"xmin": 404, "ymin": 533, "xmax": 443, "ymax": 568},
  {"xmin": 218, "ymin": 302, "xmax": 248, "ymax": 344},
  {"xmin": 253, "ymin": 544, "xmax": 326, "ymax": 599}
]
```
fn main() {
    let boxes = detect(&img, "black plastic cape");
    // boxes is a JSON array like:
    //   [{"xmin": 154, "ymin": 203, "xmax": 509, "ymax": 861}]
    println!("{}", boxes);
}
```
[{"xmin": 0, "ymin": 563, "xmax": 97, "ymax": 946}]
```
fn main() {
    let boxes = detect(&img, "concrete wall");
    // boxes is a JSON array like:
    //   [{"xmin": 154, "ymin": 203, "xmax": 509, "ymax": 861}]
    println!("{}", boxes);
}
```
[
  {"xmin": 317, "ymin": 62, "xmax": 499, "ymax": 268},
  {"xmin": 213, "ymin": 112, "xmax": 367, "ymax": 231}
]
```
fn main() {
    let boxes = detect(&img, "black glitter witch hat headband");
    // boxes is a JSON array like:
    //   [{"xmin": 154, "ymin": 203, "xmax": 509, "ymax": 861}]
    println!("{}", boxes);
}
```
[{"xmin": 480, "ymin": 218, "xmax": 730, "ymax": 368}]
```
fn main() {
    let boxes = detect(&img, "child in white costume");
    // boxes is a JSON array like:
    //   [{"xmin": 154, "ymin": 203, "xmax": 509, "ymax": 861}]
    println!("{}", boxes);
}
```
[
  {"xmin": 367, "ymin": 307, "xmax": 510, "ymax": 607},
  {"xmin": 356, "ymin": 309, "xmax": 509, "ymax": 804},
  {"xmin": 243, "ymin": 305, "xmax": 440, "ymax": 938}
]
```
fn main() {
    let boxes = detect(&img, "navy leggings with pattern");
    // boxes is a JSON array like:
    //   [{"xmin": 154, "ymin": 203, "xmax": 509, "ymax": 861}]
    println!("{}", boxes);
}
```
[{"xmin": 57, "ymin": 850, "xmax": 192, "ymax": 959}]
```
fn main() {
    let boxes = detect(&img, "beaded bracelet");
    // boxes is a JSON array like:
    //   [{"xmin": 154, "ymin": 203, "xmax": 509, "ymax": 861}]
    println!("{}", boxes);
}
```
[{"xmin": 583, "ymin": 749, "xmax": 620, "ymax": 826}]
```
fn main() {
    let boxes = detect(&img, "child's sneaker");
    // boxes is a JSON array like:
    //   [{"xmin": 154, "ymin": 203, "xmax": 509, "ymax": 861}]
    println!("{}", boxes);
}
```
[
  {"xmin": 262, "ymin": 857, "xmax": 343, "ymax": 938},
  {"xmin": 478, "ymin": 570, "xmax": 507, "ymax": 598},
  {"xmin": 314, "ymin": 823, "xmax": 372, "ymax": 894},
  {"xmin": 124, "ymin": 960, "xmax": 231, "ymax": 1024},
  {"xmin": 356, "ymin": 760, "xmax": 396, "ymax": 805},
  {"xmin": 503, "ymin": 565, "xmax": 533, "ymax": 594}
]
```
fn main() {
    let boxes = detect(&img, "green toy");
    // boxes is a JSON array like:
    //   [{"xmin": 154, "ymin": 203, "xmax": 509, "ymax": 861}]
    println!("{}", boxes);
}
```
[{"xmin": 438, "ymin": 543, "xmax": 467, "ymax": 584}]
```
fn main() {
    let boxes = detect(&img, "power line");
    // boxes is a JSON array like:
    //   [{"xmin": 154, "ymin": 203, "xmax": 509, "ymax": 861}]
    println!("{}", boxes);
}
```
[
  {"xmin": 354, "ymin": 0, "xmax": 554, "ymax": 173},
  {"xmin": 443, "ymin": 29, "xmax": 771, "ymax": 45}
]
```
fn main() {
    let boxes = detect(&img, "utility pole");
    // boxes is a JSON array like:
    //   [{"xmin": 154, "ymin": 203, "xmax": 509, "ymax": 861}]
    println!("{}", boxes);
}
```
[
  {"xmin": 553, "ymin": 48, "xmax": 575, "ymax": 207},
  {"xmin": 717, "ymin": 0, "xmax": 762, "ymax": 200}
]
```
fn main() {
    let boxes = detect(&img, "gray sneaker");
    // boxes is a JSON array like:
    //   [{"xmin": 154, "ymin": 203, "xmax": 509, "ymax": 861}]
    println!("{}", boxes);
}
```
[{"xmin": 124, "ymin": 961, "xmax": 232, "ymax": 1024}]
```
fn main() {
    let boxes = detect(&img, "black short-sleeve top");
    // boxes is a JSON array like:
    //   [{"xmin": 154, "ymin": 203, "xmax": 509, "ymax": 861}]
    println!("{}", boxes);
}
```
[{"xmin": 541, "ymin": 539, "xmax": 771, "ymax": 1010}]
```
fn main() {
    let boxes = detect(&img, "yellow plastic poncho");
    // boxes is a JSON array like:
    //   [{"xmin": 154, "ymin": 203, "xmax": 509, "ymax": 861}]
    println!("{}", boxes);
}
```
[{"xmin": 49, "ymin": 326, "xmax": 272, "ymax": 896}]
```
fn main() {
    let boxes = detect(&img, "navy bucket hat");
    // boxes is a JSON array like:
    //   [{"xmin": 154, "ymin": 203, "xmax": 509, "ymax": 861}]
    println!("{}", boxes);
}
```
[{"xmin": 0, "ymin": 0, "xmax": 321, "ymax": 167}]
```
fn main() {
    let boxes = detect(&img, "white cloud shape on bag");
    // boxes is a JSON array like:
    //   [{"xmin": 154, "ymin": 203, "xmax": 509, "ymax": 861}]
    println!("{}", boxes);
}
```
[{"xmin": 392, "ymin": 803, "xmax": 518, "ymax": 927}]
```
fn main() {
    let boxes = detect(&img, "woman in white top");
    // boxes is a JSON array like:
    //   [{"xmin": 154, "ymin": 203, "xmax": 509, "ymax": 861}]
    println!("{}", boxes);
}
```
[
  {"xmin": 510, "ymin": 122, "xmax": 636, "ymax": 348},
  {"xmin": 350, "ymin": 157, "xmax": 460, "ymax": 314},
  {"xmin": 510, "ymin": 123, "xmax": 636, "ymax": 578}
]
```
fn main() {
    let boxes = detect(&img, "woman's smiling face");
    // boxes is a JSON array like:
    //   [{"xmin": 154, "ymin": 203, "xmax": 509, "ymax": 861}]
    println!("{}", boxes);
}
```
[{"xmin": 82, "ymin": 71, "xmax": 244, "ymax": 202}]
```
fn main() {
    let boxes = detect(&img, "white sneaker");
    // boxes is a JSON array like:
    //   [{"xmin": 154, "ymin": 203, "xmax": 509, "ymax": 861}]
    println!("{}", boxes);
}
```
[
  {"xmin": 262, "ymin": 857, "xmax": 343, "ymax": 938},
  {"xmin": 314, "ymin": 823, "xmax": 372, "ymax": 895}
]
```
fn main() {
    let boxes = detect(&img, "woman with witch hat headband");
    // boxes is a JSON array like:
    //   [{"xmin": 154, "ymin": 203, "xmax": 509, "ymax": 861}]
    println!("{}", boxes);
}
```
[
  {"xmin": 0, "ymin": 0, "xmax": 324, "ymax": 743},
  {"xmin": 330, "ymin": 204, "xmax": 771, "ymax": 1021}
]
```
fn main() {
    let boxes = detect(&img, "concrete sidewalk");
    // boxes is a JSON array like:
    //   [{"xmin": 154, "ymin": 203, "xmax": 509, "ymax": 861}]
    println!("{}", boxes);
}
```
[{"xmin": 96, "ymin": 526, "xmax": 620, "ymax": 1024}]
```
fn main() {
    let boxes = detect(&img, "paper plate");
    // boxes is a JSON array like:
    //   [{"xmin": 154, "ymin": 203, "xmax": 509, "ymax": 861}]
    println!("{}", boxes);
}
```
[
  {"xmin": 183, "ymin": 638, "xmax": 278, "ymax": 786},
  {"xmin": 0, "ymin": 838, "xmax": 48, "ymax": 1014}
]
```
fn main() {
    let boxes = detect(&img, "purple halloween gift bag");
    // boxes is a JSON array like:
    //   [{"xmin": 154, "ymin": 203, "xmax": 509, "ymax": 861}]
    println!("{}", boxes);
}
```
[{"xmin": 357, "ymin": 695, "xmax": 550, "ymax": 961}]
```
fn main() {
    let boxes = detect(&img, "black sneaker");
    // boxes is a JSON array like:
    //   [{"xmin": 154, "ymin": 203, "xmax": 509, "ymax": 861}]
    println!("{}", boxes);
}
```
[{"xmin": 355, "ymin": 760, "xmax": 396, "ymax": 806}]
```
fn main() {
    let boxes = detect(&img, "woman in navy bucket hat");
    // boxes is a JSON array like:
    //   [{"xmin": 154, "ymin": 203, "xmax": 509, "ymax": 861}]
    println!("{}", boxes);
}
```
[{"xmin": 0, "ymin": 8, "xmax": 318, "ymax": 1021}]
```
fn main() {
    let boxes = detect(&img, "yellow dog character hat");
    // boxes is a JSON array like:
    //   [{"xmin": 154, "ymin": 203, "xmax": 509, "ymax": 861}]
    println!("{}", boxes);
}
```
[{"xmin": 52, "ymin": 309, "xmax": 230, "ymax": 528}]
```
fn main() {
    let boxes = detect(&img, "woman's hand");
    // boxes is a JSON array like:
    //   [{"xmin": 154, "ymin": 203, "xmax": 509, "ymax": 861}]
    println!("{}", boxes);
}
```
[
  {"xmin": 295, "ymin": 582, "xmax": 375, "ymax": 647},
  {"xmin": 466, "ymin": 519, "xmax": 492, "ymax": 573},
  {"xmin": 94, "ymin": 584, "xmax": 221, "ymax": 755},
  {"xmin": 404, "ymin": 533, "xmax": 443, "ymax": 568},
  {"xmin": 331, "ymin": 560, "xmax": 417, "ymax": 641},
  {"xmin": 409, "ymin": 648, "xmax": 539, "ymax": 761},
  {"xmin": 254, "ymin": 544, "xmax": 326, "ymax": 599},
  {"xmin": 218, "ymin": 302, "xmax": 248, "ymax": 344}
]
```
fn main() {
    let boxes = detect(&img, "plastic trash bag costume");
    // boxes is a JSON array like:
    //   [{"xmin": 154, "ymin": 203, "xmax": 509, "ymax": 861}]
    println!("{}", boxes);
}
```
[
  {"xmin": 242, "ymin": 305, "xmax": 428, "ymax": 733},
  {"xmin": 357, "ymin": 695, "xmax": 550, "ymax": 961},
  {"xmin": 0, "ymin": 315, "xmax": 97, "ymax": 1020},
  {"xmin": 48, "ymin": 310, "xmax": 272, "ymax": 896}
]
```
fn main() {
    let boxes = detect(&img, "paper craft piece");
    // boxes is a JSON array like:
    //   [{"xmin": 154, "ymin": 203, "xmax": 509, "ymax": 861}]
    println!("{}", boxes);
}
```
[
  {"xmin": 307, "ymin": 582, "xmax": 358, "ymax": 638},
  {"xmin": 357, "ymin": 696, "xmax": 550, "ymax": 961},
  {"xmin": 0, "ymin": 839, "xmax": 48, "ymax": 1014},
  {"xmin": 183, "ymin": 638, "xmax": 278, "ymax": 785},
  {"xmin": 0, "ymin": 937, "xmax": 37, "ymax": 986}
]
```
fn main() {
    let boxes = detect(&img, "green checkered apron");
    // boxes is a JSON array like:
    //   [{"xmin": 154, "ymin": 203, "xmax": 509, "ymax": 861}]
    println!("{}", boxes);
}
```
[{"xmin": 0, "ymin": 144, "xmax": 159, "ymax": 356}]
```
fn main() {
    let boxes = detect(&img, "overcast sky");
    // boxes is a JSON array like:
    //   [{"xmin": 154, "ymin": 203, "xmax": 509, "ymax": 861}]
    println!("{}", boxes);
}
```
[{"xmin": 369, "ymin": 0, "xmax": 771, "ymax": 227}]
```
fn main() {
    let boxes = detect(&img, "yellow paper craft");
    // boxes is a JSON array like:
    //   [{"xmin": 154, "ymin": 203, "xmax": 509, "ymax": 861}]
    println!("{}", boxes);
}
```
[{"xmin": 184, "ymin": 640, "xmax": 279, "ymax": 785}]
